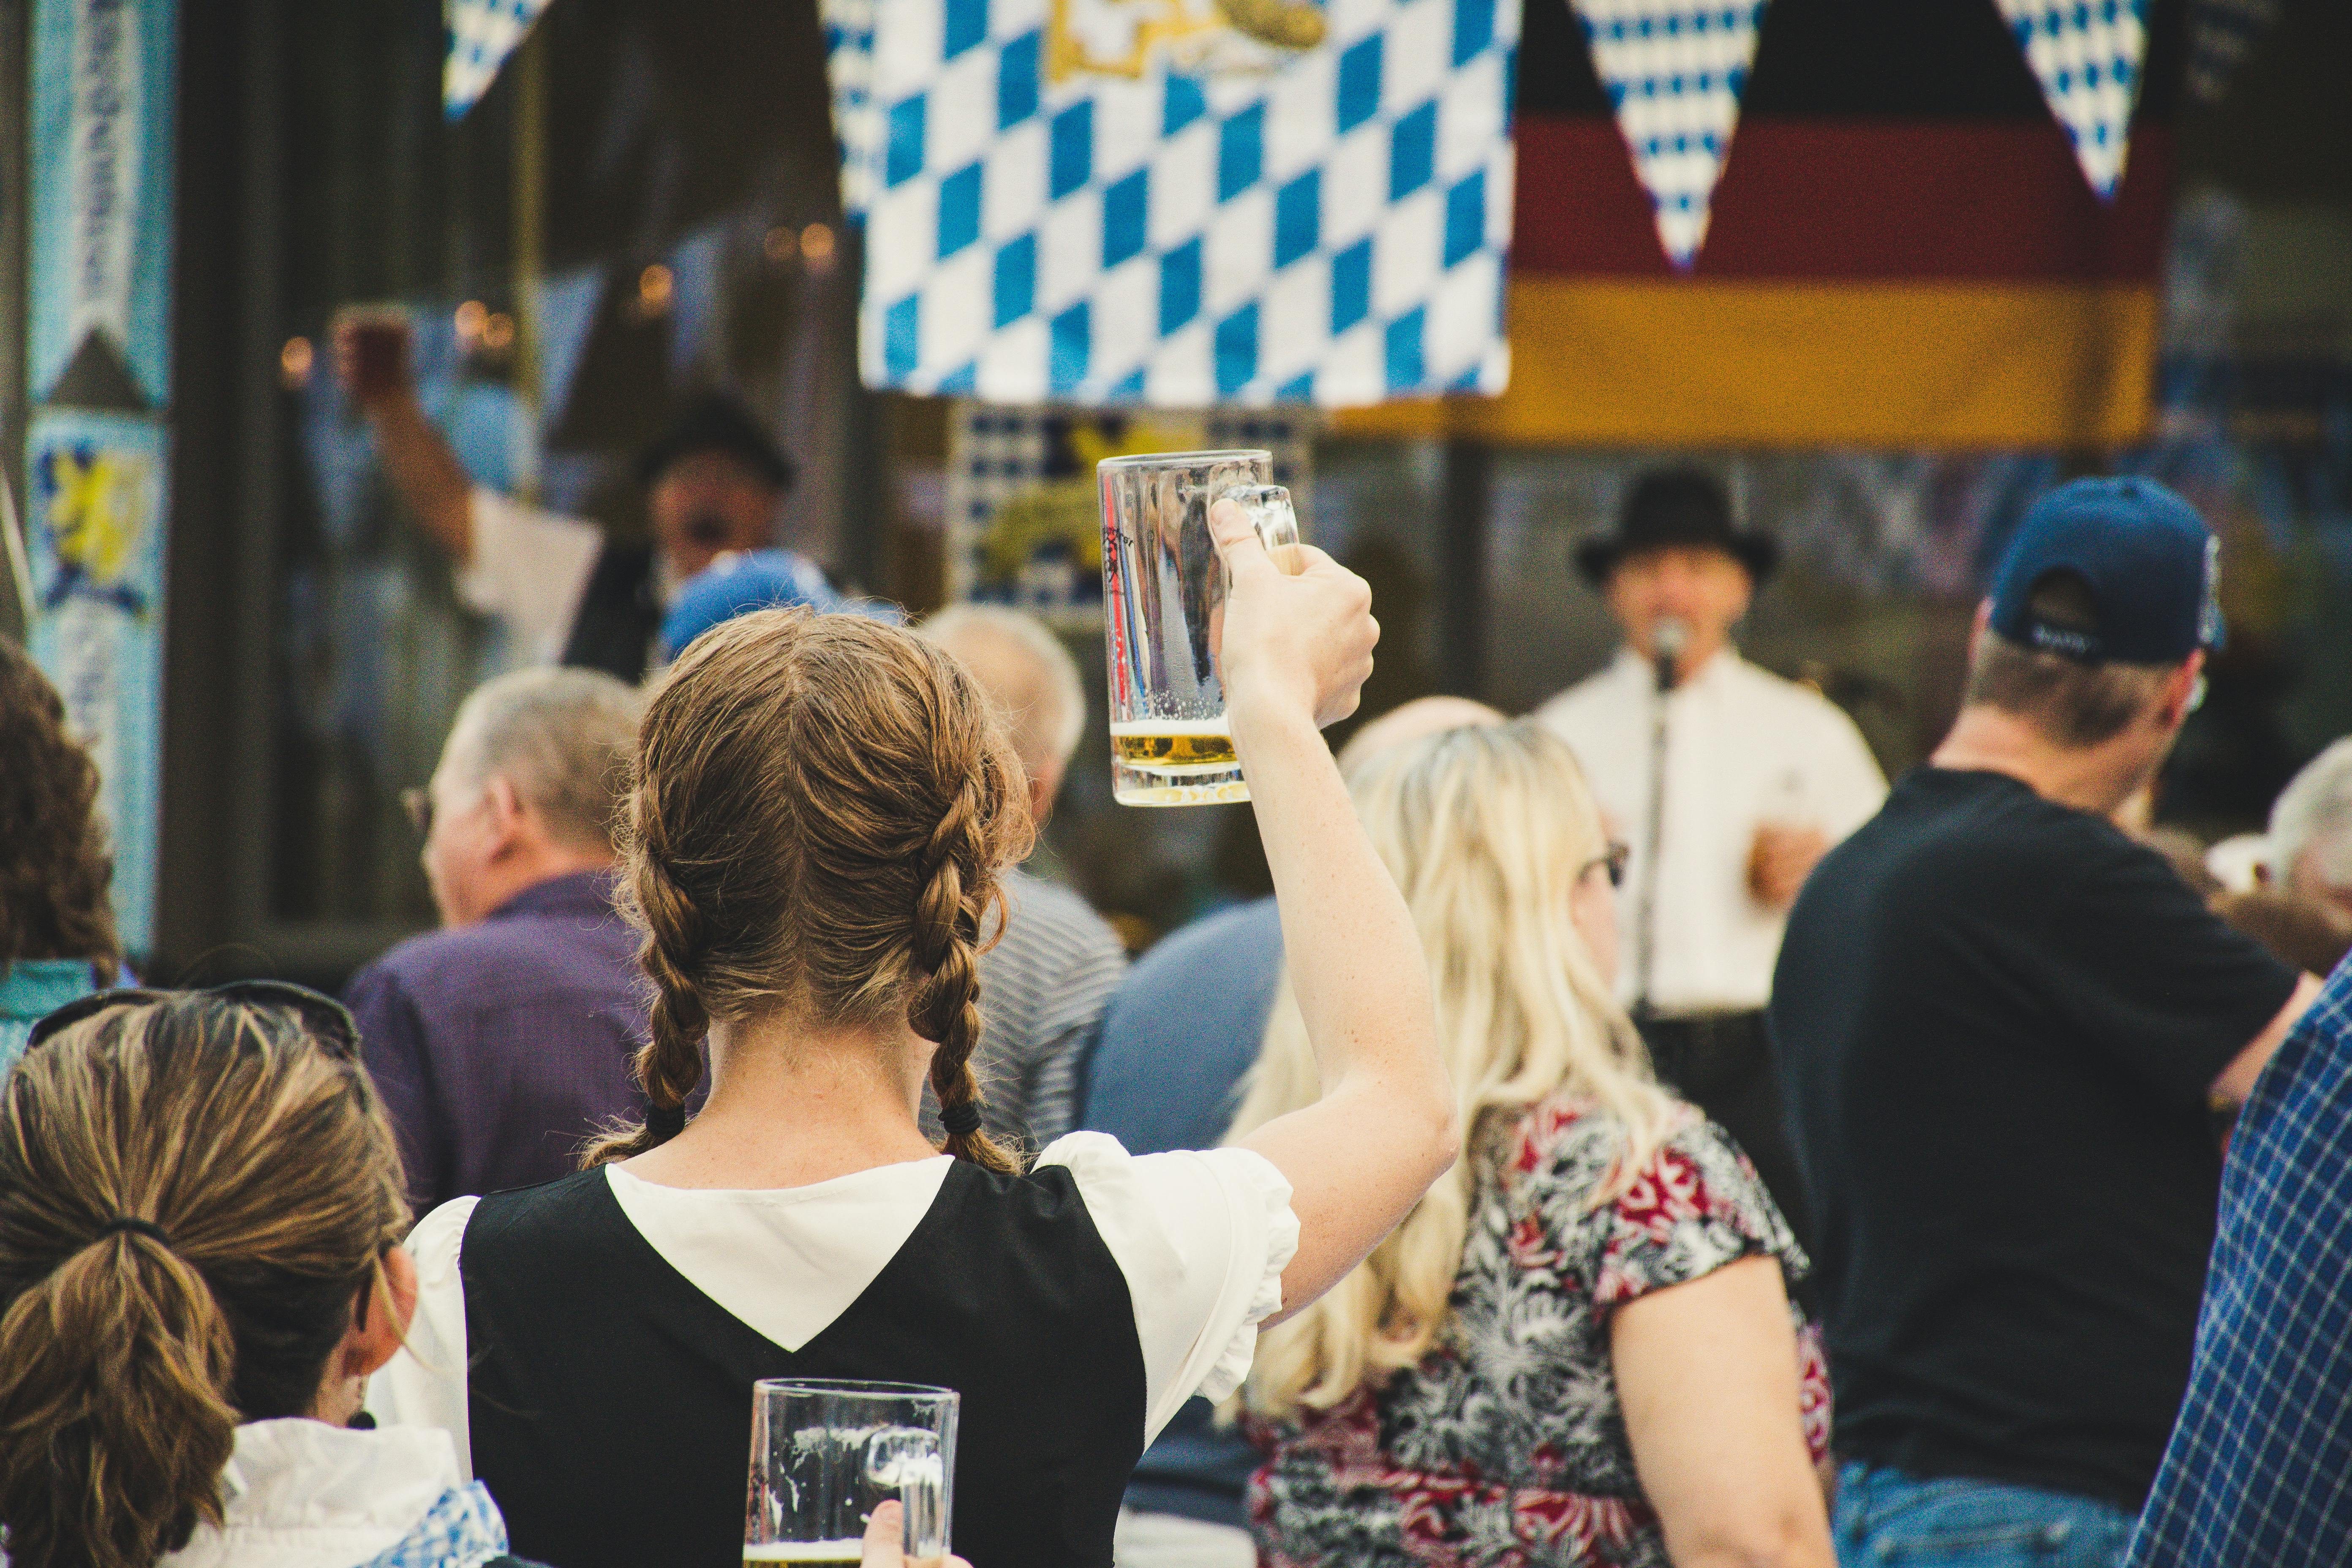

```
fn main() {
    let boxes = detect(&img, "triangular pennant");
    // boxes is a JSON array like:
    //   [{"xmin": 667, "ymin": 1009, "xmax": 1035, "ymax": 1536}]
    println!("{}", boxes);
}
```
[
  {"xmin": 2186, "ymin": 0, "xmax": 2281, "ymax": 106},
  {"xmin": 445, "ymin": 0, "xmax": 555, "ymax": 120},
  {"xmin": 1993, "ymin": 0, "xmax": 2148, "ymax": 199},
  {"xmin": 1570, "ymin": 0, "xmax": 1768, "ymax": 270}
]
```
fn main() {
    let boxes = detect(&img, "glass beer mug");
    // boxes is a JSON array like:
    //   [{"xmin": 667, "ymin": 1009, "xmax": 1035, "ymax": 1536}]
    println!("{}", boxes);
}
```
[
  {"xmin": 745, "ymin": 1380, "xmax": 958, "ymax": 1567},
  {"xmin": 1100, "ymin": 449, "xmax": 1299, "ymax": 806}
]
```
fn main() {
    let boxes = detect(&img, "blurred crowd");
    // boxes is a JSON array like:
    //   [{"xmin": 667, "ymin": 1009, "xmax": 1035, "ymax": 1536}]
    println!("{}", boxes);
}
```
[{"xmin": 2, "ymin": 359, "xmax": 2350, "ymax": 1568}]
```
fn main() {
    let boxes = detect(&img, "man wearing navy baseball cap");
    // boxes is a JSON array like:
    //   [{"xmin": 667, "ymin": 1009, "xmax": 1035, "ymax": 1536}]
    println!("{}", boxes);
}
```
[{"xmin": 1769, "ymin": 477, "xmax": 2324, "ymax": 1568}]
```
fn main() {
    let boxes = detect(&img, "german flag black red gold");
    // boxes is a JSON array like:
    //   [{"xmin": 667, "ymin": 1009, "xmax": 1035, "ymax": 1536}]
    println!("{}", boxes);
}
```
[{"xmin": 1337, "ymin": 0, "xmax": 2181, "ymax": 447}]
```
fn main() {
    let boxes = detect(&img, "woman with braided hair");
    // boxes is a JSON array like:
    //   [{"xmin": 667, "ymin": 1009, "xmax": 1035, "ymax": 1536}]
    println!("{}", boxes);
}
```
[{"xmin": 370, "ymin": 505, "xmax": 1456, "ymax": 1568}]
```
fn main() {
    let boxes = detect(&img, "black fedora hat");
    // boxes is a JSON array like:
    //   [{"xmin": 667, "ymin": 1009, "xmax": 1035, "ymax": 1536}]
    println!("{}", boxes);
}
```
[{"xmin": 1574, "ymin": 467, "xmax": 1779, "ymax": 587}]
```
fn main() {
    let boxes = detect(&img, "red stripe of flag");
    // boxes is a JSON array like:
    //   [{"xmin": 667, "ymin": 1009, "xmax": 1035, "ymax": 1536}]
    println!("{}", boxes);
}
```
[{"xmin": 1513, "ymin": 119, "xmax": 2174, "ymax": 282}]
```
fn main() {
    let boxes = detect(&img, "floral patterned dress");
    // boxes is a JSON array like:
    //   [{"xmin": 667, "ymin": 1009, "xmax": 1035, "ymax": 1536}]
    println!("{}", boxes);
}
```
[{"xmin": 1250, "ymin": 1095, "xmax": 1831, "ymax": 1568}]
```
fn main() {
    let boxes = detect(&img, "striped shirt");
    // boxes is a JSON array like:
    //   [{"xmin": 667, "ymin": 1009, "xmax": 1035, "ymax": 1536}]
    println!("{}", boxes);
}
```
[{"xmin": 931, "ymin": 866, "xmax": 1128, "ymax": 1156}]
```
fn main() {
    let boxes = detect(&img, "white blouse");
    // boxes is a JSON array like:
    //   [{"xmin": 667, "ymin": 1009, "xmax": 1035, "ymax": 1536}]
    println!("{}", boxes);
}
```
[{"xmin": 369, "ymin": 1133, "xmax": 1298, "ymax": 1477}]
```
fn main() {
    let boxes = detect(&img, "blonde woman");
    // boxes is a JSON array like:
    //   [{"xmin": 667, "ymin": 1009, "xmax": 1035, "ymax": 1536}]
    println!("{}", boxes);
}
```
[{"xmin": 1236, "ymin": 721, "xmax": 1834, "ymax": 1568}]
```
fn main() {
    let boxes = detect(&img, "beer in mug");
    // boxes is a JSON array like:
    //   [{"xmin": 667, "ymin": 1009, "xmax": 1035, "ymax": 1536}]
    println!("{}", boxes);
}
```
[{"xmin": 1099, "ymin": 451, "xmax": 1298, "ymax": 806}]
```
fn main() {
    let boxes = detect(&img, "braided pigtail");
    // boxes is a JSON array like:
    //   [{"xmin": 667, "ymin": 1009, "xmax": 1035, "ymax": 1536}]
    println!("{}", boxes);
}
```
[
  {"xmin": 583, "ymin": 792, "xmax": 711, "ymax": 1165},
  {"xmin": 585, "ymin": 609, "xmax": 1035, "ymax": 1175},
  {"xmin": 910, "ymin": 773, "xmax": 1021, "ymax": 1173}
]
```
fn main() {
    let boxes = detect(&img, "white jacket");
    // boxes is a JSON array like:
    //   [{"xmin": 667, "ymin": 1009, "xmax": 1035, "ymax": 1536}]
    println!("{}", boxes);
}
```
[{"xmin": 155, "ymin": 1419, "xmax": 498, "ymax": 1568}]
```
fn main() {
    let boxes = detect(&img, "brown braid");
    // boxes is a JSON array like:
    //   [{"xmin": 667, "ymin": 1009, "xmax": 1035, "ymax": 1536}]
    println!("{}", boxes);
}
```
[
  {"xmin": 582, "ymin": 609, "xmax": 1032, "ymax": 1170},
  {"xmin": 908, "ymin": 779, "xmax": 1019, "ymax": 1171}
]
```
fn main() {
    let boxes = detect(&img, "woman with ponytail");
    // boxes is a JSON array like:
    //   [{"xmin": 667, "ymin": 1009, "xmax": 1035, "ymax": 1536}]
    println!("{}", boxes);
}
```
[
  {"xmin": 0, "ymin": 986, "xmax": 523, "ymax": 1568},
  {"xmin": 372, "ymin": 505, "xmax": 1457, "ymax": 1568}
]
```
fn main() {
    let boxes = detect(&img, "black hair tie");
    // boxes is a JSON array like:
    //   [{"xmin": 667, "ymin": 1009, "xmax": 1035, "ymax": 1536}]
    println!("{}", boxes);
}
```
[
  {"xmin": 645, "ymin": 1102, "xmax": 688, "ymax": 1142},
  {"xmin": 940, "ymin": 1101, "xmax": 983, "ymax": 1139},
  {"xmin": 98, "ymin": 1216, "xmax": 172, "ymax": 1248}
]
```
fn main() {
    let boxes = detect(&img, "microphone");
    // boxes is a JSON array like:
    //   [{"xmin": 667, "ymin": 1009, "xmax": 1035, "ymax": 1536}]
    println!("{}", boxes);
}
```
[{"xmin": 1652, "ymin": 615, "xmax": 1690, "ymax": 694}]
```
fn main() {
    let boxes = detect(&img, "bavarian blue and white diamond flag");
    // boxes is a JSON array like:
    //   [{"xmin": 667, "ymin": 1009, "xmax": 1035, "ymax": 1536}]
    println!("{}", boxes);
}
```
[
  {"xmin": 828, "ymin": 0, "xmax": 1516, "ymax": 405},
  {"xmin": 1994, "ymin": 0, "xmax": 2148, "ymax": 198},
  {"xmin": 1570, "ymin": 0, "xmax": 1767, "ymax": 270},
  {"xmin": 445, "ymin": 0, "xmax": 553, "ymax": 120}
]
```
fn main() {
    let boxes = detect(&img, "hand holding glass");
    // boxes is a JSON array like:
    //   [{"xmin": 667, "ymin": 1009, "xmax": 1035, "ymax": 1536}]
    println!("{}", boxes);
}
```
[
  {"xmin": 745, "ymin": 1380, "xmax": 957, "ymax": 1568},
  {"xmin": 1100, "ymin": 449, "xmax": 1299, "ymax": 806}
]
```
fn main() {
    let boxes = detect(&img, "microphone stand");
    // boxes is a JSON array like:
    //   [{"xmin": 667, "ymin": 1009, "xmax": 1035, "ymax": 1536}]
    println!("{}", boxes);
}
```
[{"xmin": 1632, "ymin": 621, "xmax": 1686, "ymax": 1016}]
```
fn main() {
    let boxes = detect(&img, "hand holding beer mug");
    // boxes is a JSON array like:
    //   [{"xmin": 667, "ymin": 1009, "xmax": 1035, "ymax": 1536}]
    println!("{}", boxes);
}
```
[
  {"xmin": 858, "ymin": 1504, "xmax": 972, "ymax": 1568},
  {"xmin": 746, "ymin": 1380, "xmax": 958, "ymax": 1568},
  {"xmin": 1101, "ymin": 451, "xmax": 1304, "ymax": 805},
  {"xmin": 331, "ymin": 305, "xmax": 413, "ymax": 407}
]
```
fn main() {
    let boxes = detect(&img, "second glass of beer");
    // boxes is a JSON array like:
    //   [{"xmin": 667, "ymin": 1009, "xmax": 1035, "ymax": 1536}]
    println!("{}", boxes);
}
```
[
  {"xmin": 744, "ymin": 1379, "xmax": 957, "ymax": 1567},
  {"xmin": 1100, "ymin": 449, "xmax": 1299, "ymax": 806}
]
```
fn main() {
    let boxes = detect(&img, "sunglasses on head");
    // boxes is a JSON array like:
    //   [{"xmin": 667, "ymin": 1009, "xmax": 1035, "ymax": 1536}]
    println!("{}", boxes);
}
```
[{"xmin": 27, "ymin": 980, "xmax": 362, "ymax": 1059}]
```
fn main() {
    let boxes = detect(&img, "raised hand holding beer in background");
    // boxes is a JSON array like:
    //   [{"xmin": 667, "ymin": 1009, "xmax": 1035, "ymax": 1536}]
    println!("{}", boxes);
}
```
[{"xmin": 1203, "ymin": 495, "xmax": 1457, "ymax": 1323}]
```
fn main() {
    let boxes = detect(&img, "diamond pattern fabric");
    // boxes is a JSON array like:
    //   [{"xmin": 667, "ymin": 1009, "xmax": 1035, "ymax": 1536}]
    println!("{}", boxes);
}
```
[
  {"xmin": 1569, "ymin": 0, "xmax": 1768, "ymax": 269},
  {"xmin": 444, "ymin": 0, "xmax": 553, "ymax": 120},
  {"xmin": 1994, "ymin": 0, "xmax": 2149, "ymax": 199},
  {"xmin": 826, "ymin": 0, "xmax": 1516, "ymax": 406}
]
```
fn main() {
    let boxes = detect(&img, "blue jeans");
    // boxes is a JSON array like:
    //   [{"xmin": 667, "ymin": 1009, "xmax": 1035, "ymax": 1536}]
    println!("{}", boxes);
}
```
[{"xmin": 1835, "ymin": 1463, "xmax": 2137, "ymax": 1568}]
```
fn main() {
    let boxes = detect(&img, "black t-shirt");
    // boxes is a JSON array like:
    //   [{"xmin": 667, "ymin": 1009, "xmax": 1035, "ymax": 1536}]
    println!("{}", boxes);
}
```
[{"xmin": 1769, "ymin": 767, "xmax": 2299, "ymax": 1510}]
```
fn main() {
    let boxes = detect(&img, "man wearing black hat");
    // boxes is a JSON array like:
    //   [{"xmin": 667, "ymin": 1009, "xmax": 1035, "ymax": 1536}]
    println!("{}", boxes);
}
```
[
  {"xmin": 338, "ymin": 316, "xmax": 799, "ymax": 682},
  {"xmin": 1771, "ymin": 477, "xmax": 2322, "ymax": 1565},
  {"xmin": 1538, "ymin": 467, "xmax": 1885, "ymax": 1257}
]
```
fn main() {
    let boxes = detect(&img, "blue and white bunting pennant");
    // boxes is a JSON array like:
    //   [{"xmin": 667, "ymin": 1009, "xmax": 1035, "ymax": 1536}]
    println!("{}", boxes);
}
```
[
  {"xmin": 445, "ymin": 0, "xmax": 553, "ymax": 120},
  {"xmin": 1570, "ymin": 0, "xmax": 1767, "ymax": 270},
  {"xmin": 1994, "ymin": 0, "xmax": 2148, "ymax": 199},
  {"xmin": 832, "ymin": 0, "xmax": 1517, "ymax": 406}
]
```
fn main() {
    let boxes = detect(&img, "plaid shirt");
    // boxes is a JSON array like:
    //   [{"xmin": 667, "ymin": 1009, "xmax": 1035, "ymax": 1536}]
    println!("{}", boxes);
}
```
[
  {"xmin": 2127, "ymin": 956, "xmax": 2352, "ymax": 1566},
  {"xmin": 357, "ymin": 1481, "xmax": 510, "ymax": 1568}
]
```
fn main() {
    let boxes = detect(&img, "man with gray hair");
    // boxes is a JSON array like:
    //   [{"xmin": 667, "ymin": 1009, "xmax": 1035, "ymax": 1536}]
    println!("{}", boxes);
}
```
[
  {"xmin": 2270, "ymin": 738, "xmax": 2352, "ymax": 923},
  {"xmin": 346, "ymin": 667, "xmax": 651, "ymax": 1213},
  {"xmin": 915, "ymin": 605, "xmax": 1127, "ymax": 1153}
]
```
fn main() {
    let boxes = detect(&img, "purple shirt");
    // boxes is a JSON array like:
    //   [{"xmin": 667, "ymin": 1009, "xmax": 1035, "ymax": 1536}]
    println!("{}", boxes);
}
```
[{"xmin": 346, "ymin": 870, "xmax": 650, "ymax": 1216}]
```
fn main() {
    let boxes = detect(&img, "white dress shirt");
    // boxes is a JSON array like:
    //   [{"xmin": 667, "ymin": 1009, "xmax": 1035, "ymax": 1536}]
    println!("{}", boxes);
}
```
[
  {"xmin": 453, "ymin": 488, "xmax": 678, "ymax": 669},
  {"xmin": 1538, "ymin": 647, "xmax": 1886, "ymax": 1014}
]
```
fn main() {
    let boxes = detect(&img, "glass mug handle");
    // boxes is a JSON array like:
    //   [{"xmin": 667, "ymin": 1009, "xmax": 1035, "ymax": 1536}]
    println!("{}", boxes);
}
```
[
  {"xmin": 1215, "ymin": 483, "xmax": 1300, "ymax": 571},
  {"xmin": 866, "ymin": 1427, "xmax": 950, "ymax": 1562}
]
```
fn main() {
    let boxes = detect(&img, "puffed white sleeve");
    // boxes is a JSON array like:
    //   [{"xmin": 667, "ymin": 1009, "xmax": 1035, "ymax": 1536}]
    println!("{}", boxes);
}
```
[
  {"xmin": 1036, "ymin": 1132, "xmax": 1299, "ymax": 1446},
  {"xmin": 366, "ymin": 1194, "xmax": 479, "ymax": 1477},
  {"xmin": 453, "ymin": 489, "xmax": 604, "ymax": 667}
]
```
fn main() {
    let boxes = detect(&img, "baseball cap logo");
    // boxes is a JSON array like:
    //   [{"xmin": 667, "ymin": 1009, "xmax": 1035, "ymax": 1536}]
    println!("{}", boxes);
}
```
[{"xmin": 2198, "ymin": 534, "xmax": 2225, "ymax": 651}]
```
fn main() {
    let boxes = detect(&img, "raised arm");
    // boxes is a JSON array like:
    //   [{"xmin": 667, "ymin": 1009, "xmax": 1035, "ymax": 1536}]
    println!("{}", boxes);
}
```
[
  {"xmin": 1209, "ymin": 501, "xmax": 1456, "ymax": 1324},
  {"xmin": 334, "ymin": 315, "xmax": 477, "ymax": 565}
]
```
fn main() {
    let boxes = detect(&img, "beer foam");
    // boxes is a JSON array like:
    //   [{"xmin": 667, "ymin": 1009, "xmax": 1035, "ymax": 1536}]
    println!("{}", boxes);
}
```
[
  {"xmin": 743, "ymin": 1543, "xmax": 865, "ymax": 1563},
  {"xmin": 1109, "ymin": 718, "xmax": 1233, "ymax": 736}
]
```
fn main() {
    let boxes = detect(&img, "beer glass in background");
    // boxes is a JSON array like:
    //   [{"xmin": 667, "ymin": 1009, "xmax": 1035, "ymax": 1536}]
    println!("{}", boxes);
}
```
[
  {"xmin": 745, "ymin": 1380, "xmax": 958, "ymax": 1567},
  {"xmin": 335, "ymin": 305, "xmax": 411, "ymax": 401},
  {"xmin": 1100, "ymin": 450, "xmax": 1300, "ymax": 806}
]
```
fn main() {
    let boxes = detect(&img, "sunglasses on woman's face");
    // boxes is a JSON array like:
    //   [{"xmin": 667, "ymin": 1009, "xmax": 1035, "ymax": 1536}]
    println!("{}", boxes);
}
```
[
  {"xmin": 1583, "ymin": 841, "xmax": 1631, "ymax": 890},
  {"xmin": 27, "ymin": 980, "xmax": 362, "ymax": 1059}
]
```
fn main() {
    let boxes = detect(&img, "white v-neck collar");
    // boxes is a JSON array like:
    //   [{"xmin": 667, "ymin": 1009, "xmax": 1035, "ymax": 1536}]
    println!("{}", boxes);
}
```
[{"xmin": 602, "ymin": 1157, "xmax": 956, "ymax": 1351}]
